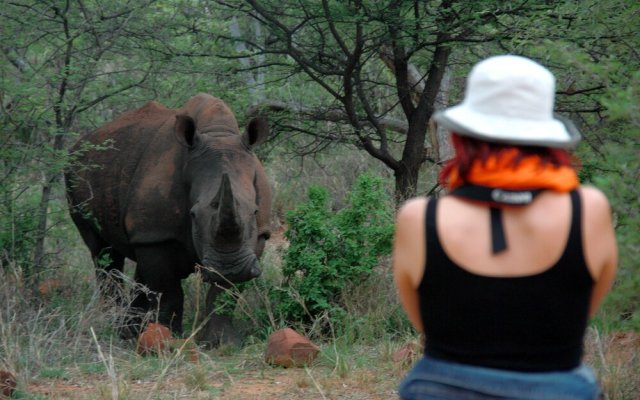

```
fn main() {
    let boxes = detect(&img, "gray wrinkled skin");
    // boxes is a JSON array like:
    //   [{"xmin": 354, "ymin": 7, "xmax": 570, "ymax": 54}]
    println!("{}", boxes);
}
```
[{"xmin": 65, "ymin": 94, "xmax": 271, "ymax": 344}]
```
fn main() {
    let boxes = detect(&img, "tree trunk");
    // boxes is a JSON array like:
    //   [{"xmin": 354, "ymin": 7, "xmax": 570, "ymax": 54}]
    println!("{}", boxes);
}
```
[
  {"xmin": 434, "ymin": 67, "xmax": 453, "ymax": 163},
  {"xmin": 32, "ymin": 133, "xmax": 65, "ymax": 276},
  {"xmin": 32, "ymin": 173, "xmax": 57, "ymax": 276},
  {"xmin": 395, "ymin": 45, "xmax": 451, "ymax": 203},
  {"xmin": 230, "ymin": 16, "xmax": 265, "ymax": 102},
  {"xmin": 394, "ymin": 163, "xmax": 420, "ymax": 204}
]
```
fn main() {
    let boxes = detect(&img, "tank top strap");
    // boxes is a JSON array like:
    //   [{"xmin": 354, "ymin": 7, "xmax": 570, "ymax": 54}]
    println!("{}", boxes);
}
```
[
  {"xmin": 425, "ymin": 198, "xmax": 444, "ymax": 264},
  {"xmin": 562, "ymin": 189, "xmax": 585, "ymax": 263}
]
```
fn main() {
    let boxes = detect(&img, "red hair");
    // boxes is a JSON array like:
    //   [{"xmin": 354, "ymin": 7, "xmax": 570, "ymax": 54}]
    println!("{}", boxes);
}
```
[{"xmin": 439, "ymin": 133, "xmax": 576, "ymax": 187}]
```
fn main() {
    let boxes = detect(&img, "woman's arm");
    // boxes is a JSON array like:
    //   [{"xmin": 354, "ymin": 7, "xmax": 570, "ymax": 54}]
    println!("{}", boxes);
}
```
[
  {"xmin": 392, "ymin": 197, "xmax": 428, "ymax": 333},
  {"xmin": 580, "ymin": 186, "xmax": 618, "ymax": 317}
]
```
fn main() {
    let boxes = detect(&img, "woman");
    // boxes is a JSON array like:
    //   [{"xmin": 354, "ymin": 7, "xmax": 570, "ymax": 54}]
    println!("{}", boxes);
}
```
[{"xmin": 393, "ymin": 55, "xmax": 618, "ymax": 399}]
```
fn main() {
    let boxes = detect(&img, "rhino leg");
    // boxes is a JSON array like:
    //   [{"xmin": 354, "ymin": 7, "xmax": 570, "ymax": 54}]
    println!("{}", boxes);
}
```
[
  {"xmin": 115, "ymin": 269, "xmax": 149, "ymax": 340},
  {"xmin": 133, "ymin": 245, "xmax": 186, "ymax": 336},
  {"xmin": 196, "ymin": 283, "xmax": 242, "ymax": 348},
  {"xmin": 94, "ymin": 246, "xmax": 126, "ymax": 299},
  {"xmin": 69, "ymin": 214, "xmax": 126, "ymax": 301}
]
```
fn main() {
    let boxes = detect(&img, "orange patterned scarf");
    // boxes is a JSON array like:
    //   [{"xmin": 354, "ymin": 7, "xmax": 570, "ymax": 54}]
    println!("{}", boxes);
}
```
[{"xmin": 446, "ymin": 148, "xmax": 579, "ymax": 193}]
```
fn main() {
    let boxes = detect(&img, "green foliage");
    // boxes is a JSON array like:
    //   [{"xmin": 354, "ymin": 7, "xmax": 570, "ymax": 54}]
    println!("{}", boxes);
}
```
[
  {"xmin": 586, "ymin": 112, "xmax": 640, "ymax": 332},
  {"xmin": 212, "ymin": 173, "xmax": 398, "ymax": 339},
  {"xmin": 276, "ymin": 173, "xmax": 394, "ymax": 329},
  {"xmin": 0, "ymin": 0, "xmax": 246, "ymax": 277},
  {"xmin": 475, "ymin": 0, "xmax": 640, "ymax": 332},
  {"xmin": 0, "ymin": 186, "xmax": 39, "ymax": 270},
  {"xmin": 556, "ymin": 3, "xmax": 640, "ymax": 331}
]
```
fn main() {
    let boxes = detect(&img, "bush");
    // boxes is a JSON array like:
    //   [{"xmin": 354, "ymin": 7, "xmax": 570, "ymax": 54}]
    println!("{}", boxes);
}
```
[
  {"xmin": 274, "ymin": 173, "xmax": 395, "ymax": 330},
  {"xmin": 0, "ymin": 186, "xmax": 40, "ymax": 272},
  {"xmin": 211, "ymin": 173, "xmax": 403, "ymax": 341}
]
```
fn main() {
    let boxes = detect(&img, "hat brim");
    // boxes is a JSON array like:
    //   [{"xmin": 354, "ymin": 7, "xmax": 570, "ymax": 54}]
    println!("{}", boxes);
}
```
[{"xmin": 433, "ymin": 105, "xmax": 581, "ymax": 149}]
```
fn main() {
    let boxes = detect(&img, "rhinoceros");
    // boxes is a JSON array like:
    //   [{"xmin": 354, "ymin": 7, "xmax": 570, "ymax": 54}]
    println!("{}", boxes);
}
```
[{"xmin": 65, "ymin": 93, "xmax": 271, "ymax": 345}]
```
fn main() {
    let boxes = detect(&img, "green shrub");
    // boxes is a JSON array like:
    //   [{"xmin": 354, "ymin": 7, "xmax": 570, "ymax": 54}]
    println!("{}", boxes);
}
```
[
  {"xmin": 210, "ymin": 173, "xmax": 398, "ymax": 340},
  {"xmin": 275, "ymin": 173, "xmax": 395, "ymax": 330},
  {"xmin": 0, "ymin": 186, "xmax": 40, "ymax": 272},
  {"xmin": 587, "ymin": 140, "xmax": 640, "ymax": 332}
]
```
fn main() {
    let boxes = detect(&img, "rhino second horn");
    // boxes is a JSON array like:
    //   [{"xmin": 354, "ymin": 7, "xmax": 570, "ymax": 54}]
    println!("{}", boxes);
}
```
[{"xmin": 212, "ymin": 174, "xmax": 243, "ymax": 253}]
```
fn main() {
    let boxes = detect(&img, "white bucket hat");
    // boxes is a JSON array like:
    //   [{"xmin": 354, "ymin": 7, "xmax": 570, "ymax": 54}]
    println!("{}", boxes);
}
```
[{"xmin": 433, "ymin": 55, "xmax": 581, "ymax": 149}]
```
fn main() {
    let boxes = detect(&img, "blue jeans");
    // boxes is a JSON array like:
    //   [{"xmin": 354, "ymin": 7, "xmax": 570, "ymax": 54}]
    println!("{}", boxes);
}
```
[{"xmin": 399, "ymin": 355, "xmax": 601, "ymax": 400}]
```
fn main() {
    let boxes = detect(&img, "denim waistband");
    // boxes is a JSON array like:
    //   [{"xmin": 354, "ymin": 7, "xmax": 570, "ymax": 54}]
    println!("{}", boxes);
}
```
[{"xmin": 399, "ymin": 355, "xmax": 601, "ymax": 400}]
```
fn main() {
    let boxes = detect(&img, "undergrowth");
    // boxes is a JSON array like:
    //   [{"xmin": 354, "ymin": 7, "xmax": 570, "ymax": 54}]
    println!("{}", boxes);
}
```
[
  {"xmin": 0, "ymin": 169, "xmax": 636, "ymax": 398},
  {"xmin": 212, "ymin": 174, "xmax": 403, "ymax": 341}
]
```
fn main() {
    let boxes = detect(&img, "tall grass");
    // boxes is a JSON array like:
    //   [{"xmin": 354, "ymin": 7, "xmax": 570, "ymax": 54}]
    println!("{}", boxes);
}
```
[
  {"xmin": 0, "ymin": 241, "xmax": 638, "ymax": 398},
  {"xmin": 0, "ymin": 261, "xmax": 117, "ymax": 391},
  {"xmin": 584, "ymin": 328, "xmax": 640, "ymax": 400}
]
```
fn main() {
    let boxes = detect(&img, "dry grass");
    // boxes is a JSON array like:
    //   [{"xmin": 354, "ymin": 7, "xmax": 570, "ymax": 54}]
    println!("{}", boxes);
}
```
[
  {"xmin": 0, "ymin": 241, "xmax": 637, "ymax": 399},
  {"xmin": 0, "ymin": 243, "xmax": 405, "ymax": 399},
  {"xmin": 584, "ymin": 328, "xmax": 640, "ymax": 400}
]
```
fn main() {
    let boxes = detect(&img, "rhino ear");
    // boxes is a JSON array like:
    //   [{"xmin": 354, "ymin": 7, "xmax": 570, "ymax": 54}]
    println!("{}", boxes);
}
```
[
  {"xmin": 175, "ymin": 114, "xmax": 197, "ymax": 147},
  {"xmin": 242, "ymin": 117, "xmax": 269, "ymax": 148}
]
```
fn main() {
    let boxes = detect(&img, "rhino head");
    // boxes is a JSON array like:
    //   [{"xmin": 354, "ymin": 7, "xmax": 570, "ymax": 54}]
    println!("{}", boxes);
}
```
[{"xmin": 175, "ymin": 113, "xmax": 270, "ymax": 284}]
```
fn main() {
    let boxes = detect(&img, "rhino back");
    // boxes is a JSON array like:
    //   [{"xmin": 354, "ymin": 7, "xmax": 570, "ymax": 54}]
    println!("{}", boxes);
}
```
[{"xmin": 68, "ymin": 101, "xmax": 186, "ymax": 251}]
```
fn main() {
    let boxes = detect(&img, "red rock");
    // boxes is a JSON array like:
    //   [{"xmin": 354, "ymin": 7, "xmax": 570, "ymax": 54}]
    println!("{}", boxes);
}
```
[
  {"xmin": 38, "ymin": 279, "xmax": 63, "ymax": 298},
  {"xmin": 265, "ymin": 328, "xmax": 320, "ymax": 368},
  {"xmin": 392, "ymin": 341, "xmax": 422, "ymax": 365},
  {"xmin": 172, "ymin": 339, "xmax": 199, "ymax": 363},
  {"xmin": 607, "ymin": 331, "xmax": 640, "ymax": 364},
  {"xmin": 136, "ymin": 323, "xmax": 173, "ymax": 355},
  {"xmin": 0, "ymin": 370, "xmax": 16, "ymax": 398},
  {"xmin": 611, "ymin": 331, "xmax": 640, "ymax": 348}
]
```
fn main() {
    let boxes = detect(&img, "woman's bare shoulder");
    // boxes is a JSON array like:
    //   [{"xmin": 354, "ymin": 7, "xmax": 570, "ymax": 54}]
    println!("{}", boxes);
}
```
[
  {"xmin": 578, "ymin": 186, "xmax": 612, "ymax": 218},
  {"xmin": 578, "ymin": 186, "xmax": 617, "ymax": 291},
  {"xmin": 395, "ymin": 197, "xmax": 429, "ymax": 254},
  {"xmin": 396, "ymin": 197, "xmax": 428, "ymax": 223},
  {"xmin": 394, "ymin": 197, "xmax": 429, "ymax": 287},
  {"xmin": 579, "ymin": 185, "xmax": 610, "ymax": 203}
]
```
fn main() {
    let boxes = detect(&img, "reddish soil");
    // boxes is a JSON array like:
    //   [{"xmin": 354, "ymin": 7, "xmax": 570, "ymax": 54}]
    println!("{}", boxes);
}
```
[
  {"xmin": 25, "ymin": 330, "xmax": 639, "ymax": 399},
  {"xmin": 27, "ymin": 359, "xmax": 403, "ymax": 399}
]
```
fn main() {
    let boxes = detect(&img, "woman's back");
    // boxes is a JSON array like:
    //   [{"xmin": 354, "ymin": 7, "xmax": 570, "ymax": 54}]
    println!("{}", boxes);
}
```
[
  {"xmin": 440, "ymin": 191, "xmax": 573, "ymax": 277},
  {"xmin": 399, "ymin": 186, "xmax": 615, "ymax": 301},
  {"xmin": 438, "ymin": 190, "xmax": 585, "ymax": 278},
  {"xmin": 420, "ymin": 189, "xmax": 594, "ymax": 371}
]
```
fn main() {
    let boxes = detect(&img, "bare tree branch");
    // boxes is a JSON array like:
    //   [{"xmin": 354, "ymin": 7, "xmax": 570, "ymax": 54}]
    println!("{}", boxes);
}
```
[{"xmin": 246, "ymin": 101, "xmax": 408, "ymax": 135}]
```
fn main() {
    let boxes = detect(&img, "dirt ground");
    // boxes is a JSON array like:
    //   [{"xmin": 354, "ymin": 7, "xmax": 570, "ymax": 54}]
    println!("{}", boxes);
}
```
[
  {"xmin": 24, "ymin": 330, "xmax": 640, "ymax": 399},
  {"xmin": 20, "ymin": 229, "xmax": 409, "ymax": 399},
  {"xmin": 29, "ymin": 372, "xmax": 398, "ymax": 399},
  {"xmin": 26, "ymin": 352, "xmax": 406, "ymax": 399},
  {"xmin": 25, "ymin": 338, "xmax": 410, "ymax": 400},
  {"xmin": 17, "ymin": 230, "xmax": 640, "ymax": 399}
]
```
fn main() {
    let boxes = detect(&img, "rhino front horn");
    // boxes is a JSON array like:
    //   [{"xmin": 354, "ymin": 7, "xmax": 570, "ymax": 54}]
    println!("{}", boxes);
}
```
[{"xmin": 211, "ymin": 173, "xmax": 242, "ymax": 252}]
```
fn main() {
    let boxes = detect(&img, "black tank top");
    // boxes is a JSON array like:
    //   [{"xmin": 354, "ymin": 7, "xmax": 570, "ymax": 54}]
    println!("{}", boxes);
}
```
[{"xmin": 419, "ymin": 190, "xmax": 594, "ymax": 372}]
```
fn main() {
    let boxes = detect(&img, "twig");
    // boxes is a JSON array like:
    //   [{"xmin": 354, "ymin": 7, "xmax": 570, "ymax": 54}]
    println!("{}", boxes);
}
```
[
  {"xmin": 90, "ymin": 327, "xmax": 119, "ymax": 400},
  {"xmin": 305, "ymin": 367, "xmax": 327, "ymax": 400}
]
